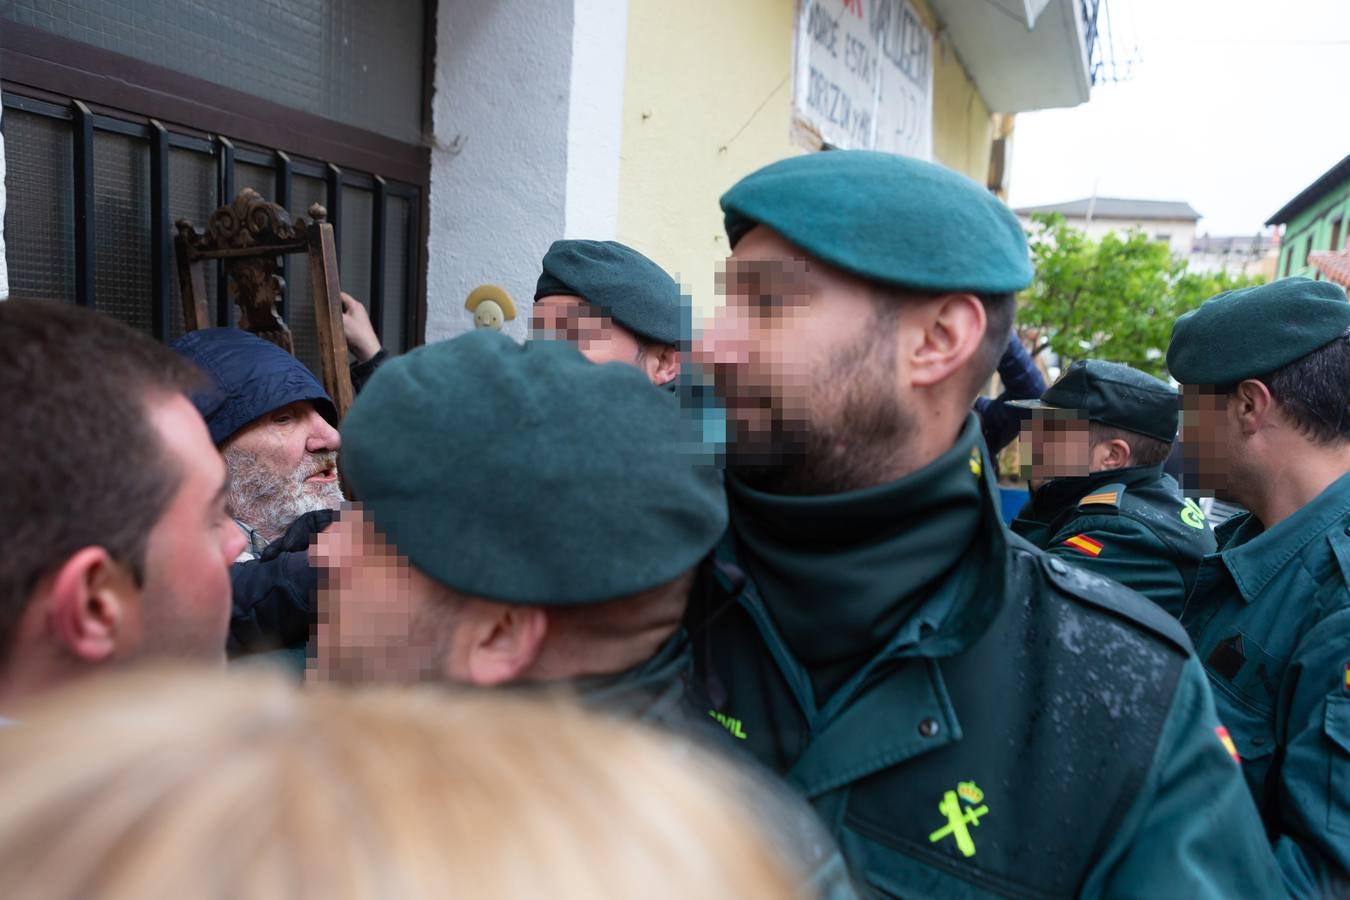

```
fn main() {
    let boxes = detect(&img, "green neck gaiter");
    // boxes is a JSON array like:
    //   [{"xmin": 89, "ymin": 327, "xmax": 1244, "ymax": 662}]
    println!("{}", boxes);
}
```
[{"xmin": 727, "ymin": 415, "xmax": 994, "ymax": 699}]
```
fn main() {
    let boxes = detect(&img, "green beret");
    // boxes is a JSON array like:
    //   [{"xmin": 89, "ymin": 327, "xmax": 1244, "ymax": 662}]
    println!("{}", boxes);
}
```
[
  {"xmin": 1009, "ymin": 360, "xmax": 1178, "ymax": 443},
  {"xmin": 340, "ymin": 330, "xmax": 726, "ymax": 606},
  {"xmin": 1167, "ymin": 278, "xmax": 1350, "ymax": 385},
  {"xmin": 721, "ymin": 150, "xmax": 1032, "ymax": 295},
  {"xmin": 534, "ymin": 240, "xmax": 685, "ymax": 345}
]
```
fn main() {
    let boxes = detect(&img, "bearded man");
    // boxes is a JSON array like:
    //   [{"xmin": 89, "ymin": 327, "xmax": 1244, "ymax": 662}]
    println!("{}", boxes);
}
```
[{"xmin": 172, "ymin": 329, "xmax": 342, "ymax": 661}]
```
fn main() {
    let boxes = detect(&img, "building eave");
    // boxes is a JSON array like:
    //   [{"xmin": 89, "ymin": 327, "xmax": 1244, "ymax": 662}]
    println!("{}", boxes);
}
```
[{"xmin": 1265, "ymin": 153, "xmax": 1350, "ymax": 227}]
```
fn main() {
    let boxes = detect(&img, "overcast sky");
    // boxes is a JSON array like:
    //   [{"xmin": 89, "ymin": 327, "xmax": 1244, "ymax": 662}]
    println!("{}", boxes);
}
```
[{"xmin": 1007, "ymin": 0, "xmax": 1350, "ymax": 236}]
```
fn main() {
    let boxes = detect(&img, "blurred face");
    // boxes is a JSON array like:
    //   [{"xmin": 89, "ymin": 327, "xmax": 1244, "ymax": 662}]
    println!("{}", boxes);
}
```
[
  {"xmin": 1180, "ymin": 384, "xmax": 1237, "ymax": 498},
  {"xmin": 695, "ymin": 226, "xmax": 909, "ymax": 494},
  {"xmin": 310, "ymin": 505, "xmax": 458, "ymax": 685},
  {"xmin": 223, "ymin": 400, "xmax": 343, "ymax": 542},
  {"xmin": 136, "ymin": 394, "xmax": 245, "ymax": 662},
  {"xmin": 1020, "ymin": 412, "xmax": 1092, "ymax": 487},
  {"xmin": 532, "ymin": 295, "xmax": 646, "ymax": 364}
]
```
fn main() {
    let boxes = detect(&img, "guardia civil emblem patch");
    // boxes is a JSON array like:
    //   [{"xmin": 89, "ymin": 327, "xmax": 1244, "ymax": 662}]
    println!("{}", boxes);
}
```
[{"xmin": 928, "ymin": 781, "xmax": 989, "ymax": 857}]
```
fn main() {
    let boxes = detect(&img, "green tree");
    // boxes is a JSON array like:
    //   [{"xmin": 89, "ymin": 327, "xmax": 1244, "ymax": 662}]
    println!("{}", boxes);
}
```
[{"xmin": 1017, "ymin": 213, "xmax": 1262, "ymax": 379}]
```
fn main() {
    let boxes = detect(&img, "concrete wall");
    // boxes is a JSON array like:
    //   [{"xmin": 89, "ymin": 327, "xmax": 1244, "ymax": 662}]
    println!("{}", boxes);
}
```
[
  {"xmin": 425, "ymin": 0, "xmax": 576, "ymax": 342},
  {"xmin": 615, "ymin": 0, "xmax": 996, "ymax": 319},
  {"xmin": 0, "ymin": 99, "xmax": 8, "ymax": 300},
  {"xmin": 424, "ymin": 0, "xmax": 1003, "ymax": 337},
  {"xmin": 425, "ymin": 0, "xmax": 630, "ymax": 342},
  {"xmin": 615, "ymin": 0, "xmax": 800, "ymax": 318}
]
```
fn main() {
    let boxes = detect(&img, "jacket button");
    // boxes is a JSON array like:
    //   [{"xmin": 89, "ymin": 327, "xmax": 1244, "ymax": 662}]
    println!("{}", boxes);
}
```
[
  {"xmin": 1048, "ymin": 558, "xmax": 1069, "ymax": 575},
  {"xmin": 918, "ymin": 718, "xmax": 940, "ymax": 738}
]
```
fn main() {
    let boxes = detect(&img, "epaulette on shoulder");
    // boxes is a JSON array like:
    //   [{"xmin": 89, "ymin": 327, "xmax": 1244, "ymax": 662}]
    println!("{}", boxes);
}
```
[
  {"xmin": 1033, "ymin": 547, "xmax": 1194, "ymax": 657},
  {"xmin": 1077, "ymin": 483, "xmax": 1125, "ymax": 511}
]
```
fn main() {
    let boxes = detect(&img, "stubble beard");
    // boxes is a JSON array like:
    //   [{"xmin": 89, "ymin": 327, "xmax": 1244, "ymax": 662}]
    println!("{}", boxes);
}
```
[{"xmin": 728, "ymin": 328, "xmax": 911, "ymax": 497}]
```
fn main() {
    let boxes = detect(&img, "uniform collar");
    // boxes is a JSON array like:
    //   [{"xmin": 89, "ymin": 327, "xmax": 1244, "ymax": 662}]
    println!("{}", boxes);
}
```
[
  {"xmin": 1218, "ymin": 469, "xmax": 1350, "ymax": 603},
  {"xmin": 725, "ymin": 414, "xmax": 1006, "ymax": 674},
  {"xmin": 573, "ymin": 629, "xmax": 692, "ymax": 721}
]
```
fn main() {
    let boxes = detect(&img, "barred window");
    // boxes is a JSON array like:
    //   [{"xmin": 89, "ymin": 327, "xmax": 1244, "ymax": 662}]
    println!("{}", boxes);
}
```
[{"xmin": 1, "ymin": 0, "xmax": 428, "ymax": 364}]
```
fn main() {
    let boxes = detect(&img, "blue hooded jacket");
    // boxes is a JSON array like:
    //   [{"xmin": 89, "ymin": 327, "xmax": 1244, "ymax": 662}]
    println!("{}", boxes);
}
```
[{"xmin": 171, "ymin": 328, "xmax": 336, "ymax": 446}]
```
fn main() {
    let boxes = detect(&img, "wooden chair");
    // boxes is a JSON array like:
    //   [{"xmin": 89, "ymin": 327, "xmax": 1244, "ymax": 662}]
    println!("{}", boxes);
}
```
[{"xmin": 174, "ymin": 188, "xmax": 354, "ymax": 419}]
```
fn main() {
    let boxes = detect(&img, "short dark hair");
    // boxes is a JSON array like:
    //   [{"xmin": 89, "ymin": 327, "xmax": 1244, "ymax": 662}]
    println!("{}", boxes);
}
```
[
  {"xmin": 1088, "ymin": 422, "xmax": 1173, "ymax": 467},
  {"xmin": 974, "ymin": 292, "xmax": 1016, "ymax": 384},
  {"xmin": 1260, "ymin": 331, "xmax": 1350, "ymax": 445},
  {"xmin": 0, "ymin": 301, "xmax": 204, "ymax": 662}
]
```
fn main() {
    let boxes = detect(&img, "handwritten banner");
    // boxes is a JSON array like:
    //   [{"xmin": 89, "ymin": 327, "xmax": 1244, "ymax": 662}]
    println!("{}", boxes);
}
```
[{"xmin": 792, "ymin": 0, "xmax": 934, "ymax": 160}]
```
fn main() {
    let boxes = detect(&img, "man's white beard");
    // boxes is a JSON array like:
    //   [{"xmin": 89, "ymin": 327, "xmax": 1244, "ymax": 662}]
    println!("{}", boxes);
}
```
[{"xmin": 224, "ymin": 447, "xmax": 344, "ymax": 543}]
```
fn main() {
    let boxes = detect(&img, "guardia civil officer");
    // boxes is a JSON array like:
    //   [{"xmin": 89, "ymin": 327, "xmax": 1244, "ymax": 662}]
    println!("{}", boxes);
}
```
[
  {"xmin": 344, "ymin": 239, "xmax": 688, "ymax": 390},
  {"xmin": 689, "ymin": 150, "xmax": 1282, "ymax": 898},
  {"xmin": 1009, "ymin": 360, "xmax": 1217, "ymax": 617},
  {"xmin": 313, "ymin": 330, "xmax": 854, "ymax": 899},
  {"xmin": 532, "ymin": 239, "xmax": 686, "ymax": 387},
  {"xmin": 1168, "ymin": 277, "xmax": 1350, "ymax": 898}
]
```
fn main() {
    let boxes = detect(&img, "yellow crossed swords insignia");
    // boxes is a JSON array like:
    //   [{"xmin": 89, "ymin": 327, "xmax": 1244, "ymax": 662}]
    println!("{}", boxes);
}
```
[{"xmin": 928, "ymin": 781, "xmax": 989, "ymax": 857}]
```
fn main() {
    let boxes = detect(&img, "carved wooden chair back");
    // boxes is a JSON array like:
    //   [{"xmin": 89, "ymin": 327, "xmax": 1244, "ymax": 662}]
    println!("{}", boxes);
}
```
[{"xmin": 174, "ymin": 188, "xmax": 354, "ymax": 419}]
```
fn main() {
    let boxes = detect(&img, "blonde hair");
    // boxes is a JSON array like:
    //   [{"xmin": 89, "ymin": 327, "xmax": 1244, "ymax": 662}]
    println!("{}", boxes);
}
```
[{"xmin": 0, "ymin": 667, "xmax": 806, "ymax": 900}]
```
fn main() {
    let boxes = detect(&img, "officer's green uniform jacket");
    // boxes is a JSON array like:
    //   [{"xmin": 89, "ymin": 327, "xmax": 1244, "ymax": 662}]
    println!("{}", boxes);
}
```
[
  {"xmin": 579, "ymin": 630, "xmax": 859, "ymax": 900},
  {"xmin": 1181, "ymin": 470, "xmax": 1350, "ymax": 898},
  {"xmin": 692, "ymin": 416, "xmax": 1283, "ymax": 899},
  {"xmin": 1011, "ymin": 465, "xmax": 1217, "ymax": 619}
]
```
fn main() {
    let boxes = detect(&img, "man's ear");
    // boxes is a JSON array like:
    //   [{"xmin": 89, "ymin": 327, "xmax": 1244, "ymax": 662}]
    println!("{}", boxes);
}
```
[
  {"xmin": 45, "ymin": 547, "xmax": 137, "ymax": 664},
  {"xmin": 1231, "ymin": 379, "xmax": 1275, "ymax": 436},
  {"xmin": 908, "ymin": 293, "xmax": 986, "ymax": 389},
  {"xmin": 459, "ymin": 602, "xmax": 548, "ymax": 687},
  {"xmin": 1094, "ymin": 438, "xmax": 1133, "ymax": 471},
  {"xmin": 652, "ymin": 345, "xmax": 681, "ymax": 386}
]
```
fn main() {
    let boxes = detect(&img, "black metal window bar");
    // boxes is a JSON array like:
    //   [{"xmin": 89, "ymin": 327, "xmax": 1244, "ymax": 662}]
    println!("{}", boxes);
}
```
[{"xmin": 2, "ymin": 86, "xmax": 422, "ymax": 372}]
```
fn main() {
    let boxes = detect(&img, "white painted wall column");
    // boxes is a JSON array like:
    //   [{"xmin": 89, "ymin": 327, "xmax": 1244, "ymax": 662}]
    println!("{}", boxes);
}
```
[
  {"xmin": 425, "ymin": 0, "xmax": 629, "ymax": 341},
  {"xmin": 564, "ymin": 0, "xmax": 628, "ymax": 239}
]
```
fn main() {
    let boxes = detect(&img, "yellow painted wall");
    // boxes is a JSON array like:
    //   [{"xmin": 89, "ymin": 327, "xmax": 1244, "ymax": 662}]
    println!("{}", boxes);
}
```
[
  {"xmin": 616, "ymin": 0, "xmax": 800, "ymax": 316},
  {"xmin": 616, "ymin": 0, "xmax": 993, "ymax": 316}
]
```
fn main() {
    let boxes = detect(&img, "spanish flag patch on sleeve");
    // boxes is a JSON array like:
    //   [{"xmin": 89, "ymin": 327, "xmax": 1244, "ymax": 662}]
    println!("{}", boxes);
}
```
[
  {"xmin": 1062, "ymin": 534, "xmax": 1104, "ymax": 557},
  {"xmin": 1215, "ymin": 726, "xmax": 1240, "ymax": 763}
]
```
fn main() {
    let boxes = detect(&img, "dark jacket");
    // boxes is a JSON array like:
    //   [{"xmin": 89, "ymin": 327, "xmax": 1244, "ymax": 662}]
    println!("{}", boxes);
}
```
[
  {"xmin": 227, "ymin": 510, "xmax": 334, "ymax": 662},
  {"xmin": 1182, "ymin": 471, "xmax": 1350, "ymax": 897},
  {"xmin": 691, "ymin": 417, "xmax": 1282, "ymax": 898},
  {"xmin": 973, "ymin": 335, "xmax": 1045, "ymax": 455},
  {"xmin": 223, "ymin": 350, "xmax": 383, "ymax": 663},
  {"xmin": 1011, "ymin": 465, "xmax": 1217, "ymax": 618}
]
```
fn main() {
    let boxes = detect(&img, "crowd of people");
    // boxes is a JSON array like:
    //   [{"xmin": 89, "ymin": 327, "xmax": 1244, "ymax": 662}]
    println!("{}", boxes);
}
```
[{"xmin": 1, "ymin": 149, "xmax": 1347, "ymax": 899}]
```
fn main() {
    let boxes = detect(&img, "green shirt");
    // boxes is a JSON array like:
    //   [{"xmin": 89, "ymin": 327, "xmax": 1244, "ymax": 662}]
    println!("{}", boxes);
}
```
[
  {"xmin": 1182, "ymin": 470, "xmax": 1350, "ymax": 898},
  {"xmin": 1012, "ymin": 465, "xmax": 1217, "ymax": 618},
  {"xmin": 695, "ymin": 416, "xmax": 1283, "ymax": 898}
]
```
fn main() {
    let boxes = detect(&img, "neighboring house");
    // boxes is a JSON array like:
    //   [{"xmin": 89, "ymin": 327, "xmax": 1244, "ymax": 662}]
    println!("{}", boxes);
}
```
[
  {"xmin": 1014, "ymin": 197, "xmax": 1201, "ymax": 257},
  {"xmin": 1188, "ymin": 233, "xmax": 1279, "ymax": 279},
  {"xmin": 1266, "ymin": 153, "xmax": 1350, "ymax": 281},
  {"xmin": 1309, "ymin": 248, "xmax": 1350, "ymax": 290},
  {"xmin": 1, "ymin": 0, "xmax": 1106, "ymax": 350}
]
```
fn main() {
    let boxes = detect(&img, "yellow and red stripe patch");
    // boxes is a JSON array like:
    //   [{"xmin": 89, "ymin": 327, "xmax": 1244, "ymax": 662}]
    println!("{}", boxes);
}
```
[
  {"xmin": 1344, "ymin": 661, "xmax": 1350, "ymax": 693},
  {"xmin": 1079, "ymin": 490, "xmax": 1120, "ymax": 507},
  {"xmin": 1215, "ymin": 726, "xmax": 1240, "ymax": 763},
  {"xmin": 1062, "ymin": 534, "xmax": 1104, "ymax": 557}
]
